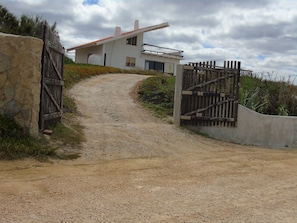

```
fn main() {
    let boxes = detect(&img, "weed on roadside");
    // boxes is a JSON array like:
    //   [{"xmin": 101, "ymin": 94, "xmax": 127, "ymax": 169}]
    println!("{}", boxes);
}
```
[
  {"xmin": 0, "ymin": 115, "xmax": 57, "ymax": 161},
  {"xmin": 138, "ymin": 75, "xmax": 175, "ymax": 118}
]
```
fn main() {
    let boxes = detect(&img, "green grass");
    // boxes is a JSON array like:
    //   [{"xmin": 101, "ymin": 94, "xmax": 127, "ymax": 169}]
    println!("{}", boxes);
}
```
[
  {"xmin": 240, "ymin": 74, "xmax": 297, "ymax": 115},
  {"xmin": 50, "ymin": 122, "xmax": 85, "ymax": 147},
  {"xmin": 63, "ymin": 93, "xmax": 77, "ymax": 113},
  {"xmin": 64, "ymin": 64, "xmax": 124, "ymax": 88},
  {"xmin": 138, "ymin": 75, "xmax": 176, "ymax": 118},
  {"xmin": 0, "ymin": 115, "xmax": 57, "ymax": 161},
  {"xmin": 64, "ymin": 63, "xmax": 163, "ymax": 88},
  {"xmin": 48, "ymin": 121, "xmax": 85, "ymax": 160}
]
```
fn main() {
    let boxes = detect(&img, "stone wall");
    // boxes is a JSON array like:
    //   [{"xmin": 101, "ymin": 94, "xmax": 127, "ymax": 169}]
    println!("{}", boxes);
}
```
[{"xmin": 0, "ymin": 33, "xmax": 43, "ymax": 136}]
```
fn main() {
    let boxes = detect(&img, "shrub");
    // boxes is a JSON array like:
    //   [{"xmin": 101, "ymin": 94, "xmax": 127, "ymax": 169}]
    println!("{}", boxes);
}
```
[
  {"xmin": 240, "ymin": 73, "xmax": 297, "ymax": 116},
  {"xmin": 138, "ymin": 76, "xmax": 175, "ymax": 117},
  {"xmin": 0, "ymin": 115, "xmax": 57, "ymax": 160},
  {"xmin": 64, "ymin": 55, "xmax": 75, "ymax": 64}
]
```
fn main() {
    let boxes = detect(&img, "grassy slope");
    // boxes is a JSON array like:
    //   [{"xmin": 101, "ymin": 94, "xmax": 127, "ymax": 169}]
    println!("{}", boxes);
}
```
[{"xmin": 138, "ymin": 75, "xmax": 175, "ymax": 118}]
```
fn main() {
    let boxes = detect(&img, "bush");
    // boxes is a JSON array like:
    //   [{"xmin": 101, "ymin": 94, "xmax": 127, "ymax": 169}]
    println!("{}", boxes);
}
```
[
  {"xmin": 0, "ymin": 115, "xmax": 57, "ymax": 161},
  {"xmin": 240, "ymin": 73, "xmax": 297, "ymax": 116},
  {"xmin": 64, "ymin": 55, "xmax": 75, "ymax": 64},
  {"xmin": 138, "ymin": 76, "xmax": 175, "ymax": 117}
]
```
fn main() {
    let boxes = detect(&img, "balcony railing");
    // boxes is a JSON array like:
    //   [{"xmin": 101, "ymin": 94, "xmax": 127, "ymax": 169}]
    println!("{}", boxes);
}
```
[{"xmin": 141, "ymin": 44, "xmax": 183, "ymax": 59}]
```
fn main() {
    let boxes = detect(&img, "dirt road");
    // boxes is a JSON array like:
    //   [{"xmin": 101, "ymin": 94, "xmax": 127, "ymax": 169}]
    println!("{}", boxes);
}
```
[{"xmin": 1, "ymin": 73, "xmax": 297, "ymax": 223}]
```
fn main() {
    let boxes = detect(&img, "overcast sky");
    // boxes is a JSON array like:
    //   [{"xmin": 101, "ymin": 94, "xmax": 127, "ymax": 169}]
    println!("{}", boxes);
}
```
[{"xmin": 2, "ymin": 0, "xmax": 297, "ymax": 79}]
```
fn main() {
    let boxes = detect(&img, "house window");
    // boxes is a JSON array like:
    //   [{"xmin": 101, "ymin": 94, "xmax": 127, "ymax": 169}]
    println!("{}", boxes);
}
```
[
  {"xmin": 145, "ymin": 60, "xmax": 164, "ymax": 72},
  {"xmin": 126, "ymin": 36, "xmax": 137, "ymax": 46},
  {"xmin": 126, "ymin": 57, "xmax": 136, "ymax": 67}
]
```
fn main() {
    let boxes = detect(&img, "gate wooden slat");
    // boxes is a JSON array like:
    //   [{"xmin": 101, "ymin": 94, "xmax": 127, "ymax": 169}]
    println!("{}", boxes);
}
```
[
  {"xmin": 43, "ymin": 83, "xmax": 63, "ymax": 113},
  {"xmin": 44, "ymin": 78, "xmax": 64, "ymax": 86},
  {"xmin": 187, "ymin": 73, "xmax": 235, "ymax": 90},
  {"xmin": 185, "ymin": 98, "xmax": 235, "ymax": 116},
  {"xmin": 43, "ymin": 112, "xmax": 63, "ymax": 121},
  {"xmin": 180, "ymin": 61, "xmax": 241, "ymax": 127},
  {"xmin": 45, "ymin": 44, "xmax": 63, "ymax": 81}
]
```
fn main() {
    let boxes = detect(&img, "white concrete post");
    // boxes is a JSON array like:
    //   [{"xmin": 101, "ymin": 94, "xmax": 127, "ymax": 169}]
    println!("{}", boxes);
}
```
[{"xmin": 173, "ymin": 64, "xmax": 184, "ymax": 126}]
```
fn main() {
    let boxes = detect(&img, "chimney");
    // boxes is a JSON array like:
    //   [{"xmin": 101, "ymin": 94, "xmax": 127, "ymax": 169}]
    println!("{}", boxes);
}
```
[
  {"xmin": 134, "ymin": 20, "xmax": 139, "ymax": 30},
  {"xmin": 114, "ymin": 26, "xmax": 121, "ymax": 36}
]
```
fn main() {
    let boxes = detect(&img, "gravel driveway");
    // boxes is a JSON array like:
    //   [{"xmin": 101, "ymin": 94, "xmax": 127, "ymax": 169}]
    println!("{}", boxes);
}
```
[{"xmin": 1, "ymin": 73, "xmax": 297, "ymax": 223}]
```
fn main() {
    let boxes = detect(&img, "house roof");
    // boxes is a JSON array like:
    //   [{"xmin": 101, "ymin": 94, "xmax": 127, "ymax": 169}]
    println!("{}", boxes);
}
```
[{"xmin": 67, "ymin": 22, "xmax": 169, "ymax": 51}]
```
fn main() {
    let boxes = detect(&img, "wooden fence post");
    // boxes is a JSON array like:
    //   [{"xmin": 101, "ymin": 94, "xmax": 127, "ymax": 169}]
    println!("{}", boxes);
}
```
[{"xmin": 174, "ymin": 64, "xmax": 184, "ymax": 125}]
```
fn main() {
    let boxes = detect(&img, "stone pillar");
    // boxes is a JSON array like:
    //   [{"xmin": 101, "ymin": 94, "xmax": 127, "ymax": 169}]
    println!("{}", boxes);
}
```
[{"xmin": 0, "ymin": 33, "xmax": 43, "ymax": 136}]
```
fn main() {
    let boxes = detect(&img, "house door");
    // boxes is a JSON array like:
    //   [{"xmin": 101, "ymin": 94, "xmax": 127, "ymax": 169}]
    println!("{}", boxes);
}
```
[{"xmin": 145, "ymin": 60, "xmax": 164, "ymax": 72}]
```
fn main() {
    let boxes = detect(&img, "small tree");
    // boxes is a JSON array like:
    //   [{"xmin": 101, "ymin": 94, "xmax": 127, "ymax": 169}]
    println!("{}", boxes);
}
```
[
  {"xmin": 0, "ymin": 4, "xmax": 59, "ymax": 39},
  {"xmin": 0, "ymin": 5, "xmax": 19, "ymax": 34}
]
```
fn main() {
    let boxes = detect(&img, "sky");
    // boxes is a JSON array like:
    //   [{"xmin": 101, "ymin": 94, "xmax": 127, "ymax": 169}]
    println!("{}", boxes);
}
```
[{"xmin": 2, "ymin": 0, "xmax": 297, "ymax": 80}]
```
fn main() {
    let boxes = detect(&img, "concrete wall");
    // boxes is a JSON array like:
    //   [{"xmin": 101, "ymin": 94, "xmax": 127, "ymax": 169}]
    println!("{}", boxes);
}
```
[
  {"xmin": 0, "ymin": 33, "xmax": 43, "ymax": 136},
  {"xmin": 186, "ymin": 105, "xmax": 297, "ymax": 148}
]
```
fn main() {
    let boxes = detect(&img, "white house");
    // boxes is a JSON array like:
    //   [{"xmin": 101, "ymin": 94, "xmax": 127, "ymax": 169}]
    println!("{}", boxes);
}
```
[{"xmin": 67, "ymin": 20, "xmax": 183, "ymax": 75}]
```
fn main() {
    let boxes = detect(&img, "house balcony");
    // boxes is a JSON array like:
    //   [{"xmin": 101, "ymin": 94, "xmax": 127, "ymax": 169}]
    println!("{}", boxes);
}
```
[{"xmin": 141, "ymin": 44, "xmax": 183, "ymax": 60}]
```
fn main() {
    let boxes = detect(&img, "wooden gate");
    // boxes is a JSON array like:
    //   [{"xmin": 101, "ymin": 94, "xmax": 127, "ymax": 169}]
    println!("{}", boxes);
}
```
[
  {"xmin": 39, "ymin": 25, "xmax": 64, "ymax": 130},
  {"xmin": 175, "ymin": 61, "xmax": 241, "ymax": 127}
]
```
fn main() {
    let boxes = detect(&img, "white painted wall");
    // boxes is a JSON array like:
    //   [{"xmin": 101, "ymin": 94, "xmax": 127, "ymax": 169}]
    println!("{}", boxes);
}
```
[
  {"xmin": 88, "ymin": 54, "xmax": 101, "ymax": 65},
  {"xmin": 104, "ymin": 33, "xmax": 143, "ymax": 69},
  {"xmin": 75, "ymin": 45, "xmax": 103, "ymax": 65},
  {"xmin": 165, "ymin": 62, "xmax": 174, "ymax": 74}
]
